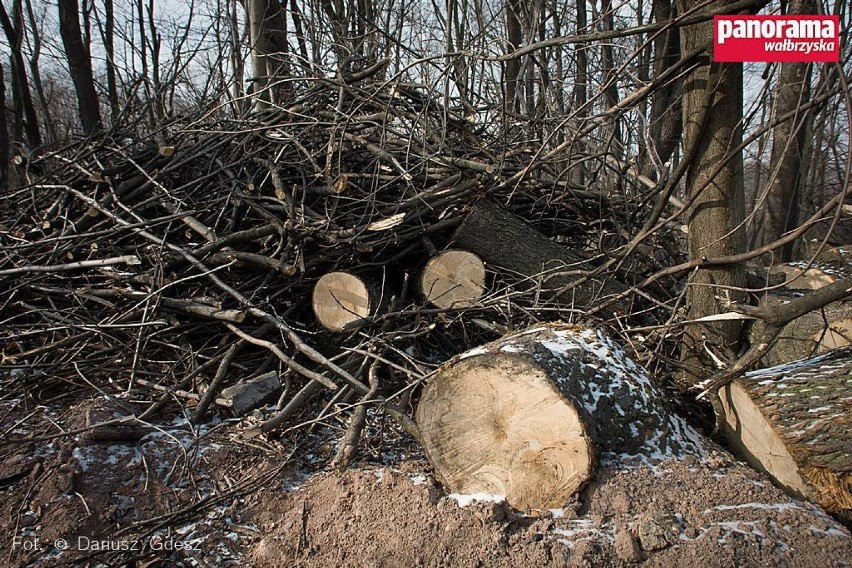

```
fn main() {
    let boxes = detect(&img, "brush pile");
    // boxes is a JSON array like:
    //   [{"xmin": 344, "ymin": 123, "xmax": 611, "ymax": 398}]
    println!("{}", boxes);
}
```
[{"xmin": 0, "ymin": 77, "xmax": 678, "ymax": 464}]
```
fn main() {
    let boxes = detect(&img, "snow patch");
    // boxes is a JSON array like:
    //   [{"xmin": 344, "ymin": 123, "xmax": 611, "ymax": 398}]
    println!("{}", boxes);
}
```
[{"xmin": 448, "ymin": 492, "xmax": 505, "ymax": 507}]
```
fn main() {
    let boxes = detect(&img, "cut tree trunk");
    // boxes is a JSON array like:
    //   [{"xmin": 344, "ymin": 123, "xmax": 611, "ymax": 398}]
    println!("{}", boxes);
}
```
[
  {"xmin": 451, "ymin": 200, "xmax": 628, "ymax": 313},
  {"xmin": 312, "ymin": 272, "xmax": 381, "ymax": 332},
  {"xmin": 415, "ymin": 324, "xmax": 707, "ymax": 511},
  {"xmin": 718, "ymin": 347, "xmax": 852, "ymax": 521},
  {"xmin": 419, "ymin": 249, "xmax": 485, "ymax": 308}
]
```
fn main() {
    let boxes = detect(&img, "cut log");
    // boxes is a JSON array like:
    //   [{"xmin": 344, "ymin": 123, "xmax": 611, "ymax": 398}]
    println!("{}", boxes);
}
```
[
  {"xmin": 452, "ymin": 200, "xmax": 628, "ymax": 313},
  {"xmin": 718, "ymin": 348, "xmax": 852, "ymax": 521},
  {"xmin": 416, "ymin": 324, "xmax": 707, "ymax": 511},
  {"xmin": 312, "ymin": 272, "xmax": 380, "ymax": 332},
  {"xmin": 419, "ymin": 249, "xmax": 485, "ymax": 308}
]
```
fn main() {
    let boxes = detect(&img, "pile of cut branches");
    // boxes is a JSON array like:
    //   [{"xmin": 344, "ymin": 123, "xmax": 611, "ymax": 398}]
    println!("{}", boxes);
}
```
[{"xmin": 0, "ymin": 77, "xmax": 677, "ymax": 465}]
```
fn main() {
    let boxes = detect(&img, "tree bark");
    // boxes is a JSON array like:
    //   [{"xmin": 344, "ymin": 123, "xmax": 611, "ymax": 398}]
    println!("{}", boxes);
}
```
[
  {"xmin": 0, "ymin": 65, "xmax": 8, "ymax": 188},
  {"xmin": 103, "ymin": 0, "xmax": 119, "ymax": 121},
  {"xmin": 646, "ymin": 0, "xmax": 681, "ymax": 175},
  {"xmin": 416, "ymin": 324, "xmax": 708, "ymax": 511},
  {"xmin": 247, "ymin": 0, "xmax": 271, "ymax": 109},
  {"xmin": 451, "ymin": 200, "xmax": 629, "ymax": 314},
  {"xmin": 504, "ymin": 0, "xmax": 523, "ymax": 114},
  {"xmin": 677, "ymin": 0, "xmax": 747, "ymax": 385},
  {"xmin": 58, "ymin": 0, "xmax": 102, "ymax": 134}
]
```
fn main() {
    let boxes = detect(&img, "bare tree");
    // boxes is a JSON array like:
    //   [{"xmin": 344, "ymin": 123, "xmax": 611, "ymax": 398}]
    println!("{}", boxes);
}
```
[
  {"xmin": 0, "ymin": 0, "xmax": 42, "ymax": 149},
  {"xmin": 750, "ymin": 0, "xmax": 815, "ymax": 260},
  {"xmin": 58, "ymin": 0, "xmax": 102, "ymax": 133},
  {"xmin": 0, "ymin": 65, "xmax": 8, "ymax": 188},
  {"xmin": 645, "ymin": 0, "xmax": 681, "ymax": 177}
]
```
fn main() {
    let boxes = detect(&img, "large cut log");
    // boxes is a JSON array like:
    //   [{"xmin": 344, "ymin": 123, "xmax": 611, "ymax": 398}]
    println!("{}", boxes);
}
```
[
  {"xmin": 416, "ymin": 324, "xmax": 707, "ymax": 511},
  {"xmin": 718, "ymin": 347, "xmax": 852, "ymax": 521},
  {"xmin": 312, "ymin": 272, "xmax": 382, "ymax": 332},
  {"xmin": 451, "ymin": 200, "xmax": 628, "ymax": 313},
  {"xmin": 419, "ymin": 249, "xmax": 485, "ymax": 308}
]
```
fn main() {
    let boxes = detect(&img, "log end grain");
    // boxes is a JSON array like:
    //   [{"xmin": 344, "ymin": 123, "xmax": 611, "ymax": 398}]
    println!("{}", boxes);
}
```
[
  {"xmin": 416, "ymin": 353, "xmax": 594, "ymax": 510},
  {"xmin": 312, "ymin": 272, "xmax": 375, "ymax": 332},
  {"xmin": 719, "ymin": 349, "xmax": 852, "ymax": 516},
  {"xmin": 419, "ymin": 250, "xmax": 485, "ymax": 308}
]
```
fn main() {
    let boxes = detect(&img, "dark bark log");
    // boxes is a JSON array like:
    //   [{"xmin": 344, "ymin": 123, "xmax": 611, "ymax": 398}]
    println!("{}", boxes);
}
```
[{"xmin": 451, "ymin": 200, "xmax": 628, "ymax": 314}]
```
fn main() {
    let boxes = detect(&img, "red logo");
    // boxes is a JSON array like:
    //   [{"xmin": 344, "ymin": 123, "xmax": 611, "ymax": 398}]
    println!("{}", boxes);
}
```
[{"xmin": 714, "ymin": 15, "xmax": 839, "ymax": 62}]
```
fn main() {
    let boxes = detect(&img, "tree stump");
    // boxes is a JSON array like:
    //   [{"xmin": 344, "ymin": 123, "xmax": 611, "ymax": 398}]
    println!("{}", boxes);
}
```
[
  {"xmin": 312, "ymin": 272, "xmax": 380, "ymax": 332},
  {"xmin": 416, "ymin": 324, "xmax": 707, "ymax": 511},
  {"xmin": 718, "ymin": 347, "xmax": 852, "ymax": 521},
  {"xmin": 419, "ymin": 249, "xmax": 485, "ymax": 308}
]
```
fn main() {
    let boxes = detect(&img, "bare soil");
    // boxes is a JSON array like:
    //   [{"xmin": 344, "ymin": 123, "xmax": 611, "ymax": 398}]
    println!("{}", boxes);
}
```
[{"xmin": 1, "ymin": 396, "xmax": 850, "ymax": 568}]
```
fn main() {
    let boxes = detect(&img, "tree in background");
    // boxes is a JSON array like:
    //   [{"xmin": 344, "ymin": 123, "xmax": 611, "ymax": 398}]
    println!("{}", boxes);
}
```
[
  {"xmin": 750, "ymin": 0, "xmax": 814, "ymax": 261},
  {"xmin": 58, "ymin": 0, "xmax": 101, "ymax": 134}
]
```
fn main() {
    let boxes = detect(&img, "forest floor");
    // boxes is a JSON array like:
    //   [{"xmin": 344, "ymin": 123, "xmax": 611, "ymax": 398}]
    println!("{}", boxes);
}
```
[{"xmin": 1, "ymin": 395, "xmax": 851, "ymax": 568}]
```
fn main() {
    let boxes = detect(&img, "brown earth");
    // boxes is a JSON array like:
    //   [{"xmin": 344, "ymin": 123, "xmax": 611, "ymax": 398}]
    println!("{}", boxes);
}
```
[{"xmin": 1, "ymin": 397, "xmax": 851, "ymax": 568}]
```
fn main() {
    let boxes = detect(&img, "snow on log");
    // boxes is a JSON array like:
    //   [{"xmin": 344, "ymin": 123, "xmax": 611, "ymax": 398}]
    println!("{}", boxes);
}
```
[
  {"xmin": 451, "ymin": 200, "xmax": 628, "ymax": 312},
  {"xmin": 718, "ymin": 347, "xmax": 852, "ymax": 520},
  {"xmin": 415, "ymin": 324, "xmax": 707, "ymax": 511},
  {"xmin": 419, "ymin": 249, "xmax": 485, "ymax": 308},
  {"xmin": 312, "ymin": 272, "xmax": 381, "ymax": 332}
]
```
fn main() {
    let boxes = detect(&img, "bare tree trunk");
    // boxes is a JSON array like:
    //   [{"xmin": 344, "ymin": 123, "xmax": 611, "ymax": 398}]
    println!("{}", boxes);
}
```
[
  {"xmin": 570, "ymin": 0, "xmax": 588, "ymax": 187},
  {"xmin": 752, "ymin": 0, "xmax": 814, "ymax": 261},
  {"xmin": 677, "ymin": 0, "xmax": 747, "ymax": 385},
  {"xmin": 229, "ymin": 0, "xmax": 245, "ymax": 111},
  {"xmin": 23, "ymin": 0, "xmax": 56, "ymax": 144},
  {"xmin": 599, "ymin": 0, "xmax": 622, "ymax": 159},
  {"xmin": 646, "ymin": 0, "xmax": 681, "ymax": 176},
  {"xmin": 58, "ymin": 0, "xmax": 101, "ymax": 134},
  {"xmin": 504, "ymin": 0, "xmax": 522, "ymax": 115},
  {"xmin": 103, "ymin": 0, "xmax": 119, "ymax": 121},
  {"xmin": 0, "ymin": 65, "xmax": 8, "ymax": 188},
  {"xmin": 248, "ymin": 0, "xmax": 270, "ymax": 110},
  {"xmin": 0, "ymin": 0, "xmax": 41, "ymax": 150}
]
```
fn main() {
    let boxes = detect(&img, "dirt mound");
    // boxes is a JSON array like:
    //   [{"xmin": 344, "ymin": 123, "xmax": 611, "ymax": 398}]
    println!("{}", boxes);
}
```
[
  {"xmin": 2, "ymin": 396, "xmax": 851, "ymax": 567},
  {"xmin": 246, "ymin": 455, "xmax": 852, "ymax": 567}
]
